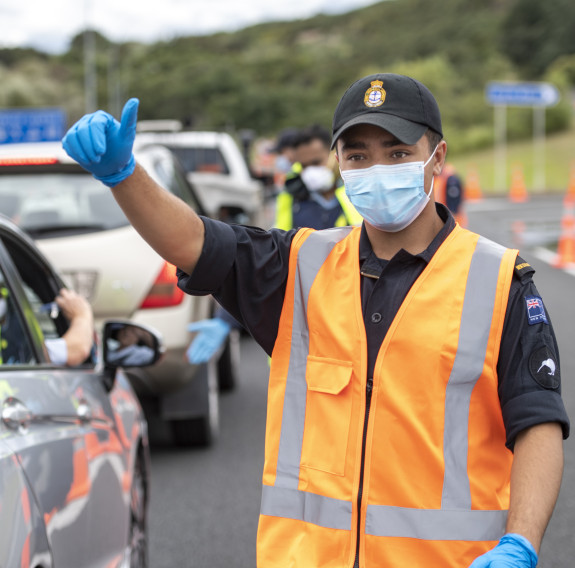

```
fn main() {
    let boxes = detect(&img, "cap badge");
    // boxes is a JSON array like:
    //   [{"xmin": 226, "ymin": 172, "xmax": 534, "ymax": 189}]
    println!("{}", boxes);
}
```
[{"xmin": 364, "ymin": 80, "xmax": 386, "ymax": 108}]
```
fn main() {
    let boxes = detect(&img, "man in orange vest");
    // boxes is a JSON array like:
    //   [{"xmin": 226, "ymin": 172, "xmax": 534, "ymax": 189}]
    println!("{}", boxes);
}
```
[{"xmin": 62, "ymin": 73, "xmax": 569, "ymax": 568}]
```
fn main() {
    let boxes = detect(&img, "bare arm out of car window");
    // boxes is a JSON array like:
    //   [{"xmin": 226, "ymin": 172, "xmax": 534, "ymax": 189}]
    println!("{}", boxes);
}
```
[{"xmin": 53, "ymin": 288, "xmax": 93, "ymax": 366}]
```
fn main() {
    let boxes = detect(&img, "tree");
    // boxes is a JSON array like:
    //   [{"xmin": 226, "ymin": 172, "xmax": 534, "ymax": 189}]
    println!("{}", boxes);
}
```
[{"xmin": 501, "ymin": 0, "xmax": 575, "ymax": 78}]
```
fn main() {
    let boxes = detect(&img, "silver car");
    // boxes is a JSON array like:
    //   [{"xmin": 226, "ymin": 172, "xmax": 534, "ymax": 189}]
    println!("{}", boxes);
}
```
[
  {"xmin": 0, "ymin": 215, "xmax": 162, "ymax": 567},
  {"xmin": 0, "ymin": 141, "xmax": 238, "ymax": 447}
]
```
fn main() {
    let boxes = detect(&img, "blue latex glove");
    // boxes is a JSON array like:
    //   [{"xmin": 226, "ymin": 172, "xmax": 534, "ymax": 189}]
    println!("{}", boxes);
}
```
[
  {"xmin": 468, "ymin": 534, "xmax": 538, "ymax": 567},
  {"xmin": 186, "ymin": 318, "xmax": 232, "ymax": 364},
  {"xmin": 62, "ymin": 98, "xmax": 139, "ymax": 187}
]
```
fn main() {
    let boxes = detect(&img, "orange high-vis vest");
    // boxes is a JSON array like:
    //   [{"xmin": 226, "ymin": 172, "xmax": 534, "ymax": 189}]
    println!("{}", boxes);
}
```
[{"xmin": 258, "ymin": 224, "xmax": 518, "ymax": 567}]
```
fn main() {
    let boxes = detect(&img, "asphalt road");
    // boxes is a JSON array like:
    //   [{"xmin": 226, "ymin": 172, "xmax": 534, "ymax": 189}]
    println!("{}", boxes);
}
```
[
  {"xmin": 147, "ymin": 336, "xmax": 266, "ymax": 568},
  {"xmin": 148, "ymin": 194, "xmax": 574, "ymax": 568},
  {"xmin": 466, "ymin": 194, "xmax": 575, "ymax": 568}
]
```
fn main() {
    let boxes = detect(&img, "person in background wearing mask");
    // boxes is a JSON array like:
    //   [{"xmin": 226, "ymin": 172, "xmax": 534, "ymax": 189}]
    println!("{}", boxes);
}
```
[
  {"xmin": 273, "ymin": 128, "xmax": 299, "ymax": 178},
  {"xmin": 434, "ymin": 161, "xmax": 468, "ymax": 227},
  {"xmin": 274, "ymin": 124, "xmax": 362, "ymax": 230},
  {"xmin": 188, "ymin": 125, "xmax": 362, "ymax": 368},
  {"xmin": 62, "ymin": 72, "xmax": 569, "ymax": 568}
]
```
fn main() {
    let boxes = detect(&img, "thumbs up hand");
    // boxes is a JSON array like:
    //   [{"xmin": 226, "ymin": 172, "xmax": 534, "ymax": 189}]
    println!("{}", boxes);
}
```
[{"xmin": 62, "ymin": 98, "xmax": 139, "ymax": 187}]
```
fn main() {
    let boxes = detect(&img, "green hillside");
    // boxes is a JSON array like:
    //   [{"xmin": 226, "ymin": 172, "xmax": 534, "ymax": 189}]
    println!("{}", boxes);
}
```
[{"xmin": 1, "ymin": 0, "xmax": 575, "ymax": 162}]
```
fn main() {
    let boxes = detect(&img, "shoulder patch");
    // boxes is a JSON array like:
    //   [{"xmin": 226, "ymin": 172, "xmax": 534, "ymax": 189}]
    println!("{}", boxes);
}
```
[
  {"xmin": 514, "ymin": 259, "xmax": 535, "ymax": 281},
  {"xmin": 529, "ymin": 345, "xmax": 560, "ymax": 389},
  {"xmin": 525, "ymin": 295, "xmax": 549, "ymax": 325}
]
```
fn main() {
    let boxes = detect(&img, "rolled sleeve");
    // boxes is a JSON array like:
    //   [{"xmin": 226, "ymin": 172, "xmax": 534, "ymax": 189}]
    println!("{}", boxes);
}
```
[
  {"xmin": 45, "ymin": 337, "xmax": 68, "ymax": 366},
  {"xmin": 175, "ymin": 216, "xmax": 296, "ymax": 355},
  {"xmin": 177, "ymin": 216, "xmax": 237, "ymax": 295},
  {"xmin": 502, "ymin": 391, "xmax": 570, "ymax": 450}
]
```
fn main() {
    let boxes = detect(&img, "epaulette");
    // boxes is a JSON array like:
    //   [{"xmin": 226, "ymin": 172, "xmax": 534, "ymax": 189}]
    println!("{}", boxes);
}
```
[{"xmin": 514, "ymin": 256, "xmax": 535, "ymax": 281}]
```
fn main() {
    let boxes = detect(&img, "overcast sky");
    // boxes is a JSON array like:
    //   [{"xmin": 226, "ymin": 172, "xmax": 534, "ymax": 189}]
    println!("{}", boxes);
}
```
[{"xmin": 0, "ymin": 0, "xmax": 380, "ymax": 54}]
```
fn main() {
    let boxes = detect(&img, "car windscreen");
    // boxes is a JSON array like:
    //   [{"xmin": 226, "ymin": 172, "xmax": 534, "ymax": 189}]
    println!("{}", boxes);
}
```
[
  {"xmin": 0, "ymin": 167, "xmax": 129, "ymax": 237},
  {"xmin": 167, "ymin": 146, "xmax": 230, "ymax": 175}
]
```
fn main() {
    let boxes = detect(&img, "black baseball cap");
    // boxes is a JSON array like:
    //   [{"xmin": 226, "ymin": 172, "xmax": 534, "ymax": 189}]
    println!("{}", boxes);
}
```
[
  {"xmin": 273, "ymin": 128, "xmax": 299, "ymax": 152},
  {"xmin": 331, "ymin": 73, "xmax": 443, "ymax": 149}
]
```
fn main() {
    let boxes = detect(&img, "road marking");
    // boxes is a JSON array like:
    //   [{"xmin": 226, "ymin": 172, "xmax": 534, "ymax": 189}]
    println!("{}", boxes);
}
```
[
  {"xmin": 532, "ymin": 247, "xmax": 575, "ymax": 277},
  {"xmin": 466, "ymin": 201, "xmax": 512, "ymax": 212}
]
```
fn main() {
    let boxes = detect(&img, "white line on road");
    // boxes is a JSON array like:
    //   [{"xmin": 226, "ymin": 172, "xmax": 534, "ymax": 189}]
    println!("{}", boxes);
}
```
[{"xmin": 532, "ymin": 246, "xmax": 575, "ymax": 277}]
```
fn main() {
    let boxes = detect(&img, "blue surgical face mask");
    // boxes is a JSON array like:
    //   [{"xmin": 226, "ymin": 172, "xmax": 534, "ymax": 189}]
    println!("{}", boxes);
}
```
[{"xmin": 341, "ymin": 146, "xmax": 438, "ymax": 232}]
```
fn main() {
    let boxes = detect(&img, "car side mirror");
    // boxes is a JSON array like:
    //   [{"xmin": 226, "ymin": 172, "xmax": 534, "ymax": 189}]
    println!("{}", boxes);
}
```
[{"xmin": 103, "ymin": 321, "xmax": 165, "ymax": 368}]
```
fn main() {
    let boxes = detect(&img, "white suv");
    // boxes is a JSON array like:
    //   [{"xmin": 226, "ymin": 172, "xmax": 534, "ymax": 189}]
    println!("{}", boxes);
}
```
[
  {"xmin": 0, "ymin": 141, "xmax": 233, "ymax": 447},
  {"xmin": 135, "ymin": 129, "xmax": 266, "ymax": 226}
]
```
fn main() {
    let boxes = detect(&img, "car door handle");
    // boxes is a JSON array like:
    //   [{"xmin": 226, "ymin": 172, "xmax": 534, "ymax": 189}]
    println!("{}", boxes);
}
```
[
  {"xmin": 2, "ymin": 397, "xmax": 33, "ymax": 432},
  {"xmin": 76, "ymin": 400, "xmax": 92, "ymax": 422}
]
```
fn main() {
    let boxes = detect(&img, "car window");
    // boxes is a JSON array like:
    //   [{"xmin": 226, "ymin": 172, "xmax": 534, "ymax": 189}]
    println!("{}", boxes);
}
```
[
  {"xmin": 149, "ymin": 153, "xmax": 204, "ymax": 213},
  {"xmin": 168, "ymin": 146, "xmax": 230, "ymax": 175},
  {"xmin": 20, "ymin": 282, "xmax": 59, "ymax": 340},
  {"xmin": 0, "ymin": 275, "xmax": 36, "ymax": 366},
  {"xmin": 1, "ymin": 232, "xmax": 68, "ymax": 341},
  {"xmin": 0, "ymin": 166, "xmax": 129, "ymax": 236}
]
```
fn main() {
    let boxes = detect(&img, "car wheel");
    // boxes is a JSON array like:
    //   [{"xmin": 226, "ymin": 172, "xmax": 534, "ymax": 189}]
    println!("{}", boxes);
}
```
[
  {"xmin": 217, "ymin": 328, "xmax": 241, "ymax": 392},
  {"xmin": 127, "ymin": 449, "xmax": 149, "ymax": 568},
  {"xmin": 171, "ymin": 359, "xmax": 219, "ymax": 447},
  {"xmin": 171, "ymin": 416, "xmax": 213, "ymax": 447}
]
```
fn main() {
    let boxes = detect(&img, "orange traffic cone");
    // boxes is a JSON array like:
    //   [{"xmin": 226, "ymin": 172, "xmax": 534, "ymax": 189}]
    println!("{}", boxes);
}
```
[
  {"xmin": 464, "ymin": 166, "xmax": 483, "ymax": 201},
  {"xmin": 509, "ymin": 163, "xmax": 528, "ymax": 203},
  {"xmin": 454, "ymin": 209, "xmax": 468, "ymax": 228},
  {"xmin": 512, "ymin": 220, "xmax": 526, "ymax": 247},
  {"xmin": 553, "ymin": 204, "xmax": 575, "ymax": 268},
  {"xmin": 564, "ymin": 161, "xmax": 575, "ymax": 206}
]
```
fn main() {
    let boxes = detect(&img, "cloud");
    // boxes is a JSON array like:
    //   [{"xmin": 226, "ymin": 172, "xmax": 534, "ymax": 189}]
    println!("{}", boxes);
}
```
[{"xmin": 0, "ymin": 0, "xmax": 379, "ymax": 53}]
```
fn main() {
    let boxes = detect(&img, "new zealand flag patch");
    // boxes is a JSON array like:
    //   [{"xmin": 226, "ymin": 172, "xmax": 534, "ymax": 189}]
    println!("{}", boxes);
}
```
[{"xmin": 525, "ymin": 295, "xmax": 548, "ymax": 325}]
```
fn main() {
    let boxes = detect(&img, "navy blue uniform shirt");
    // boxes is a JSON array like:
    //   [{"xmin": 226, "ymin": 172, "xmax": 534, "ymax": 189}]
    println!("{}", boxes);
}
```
[
  {"xmin": 291, "ymin": 195, "xmax": 345, "ymax": 229},
  {"xmin": 178, "ymin": 204, "xmax": 570, "ymax": 449}
]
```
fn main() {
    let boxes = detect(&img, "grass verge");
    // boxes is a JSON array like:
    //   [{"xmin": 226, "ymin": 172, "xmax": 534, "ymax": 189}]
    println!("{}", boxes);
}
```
[{"xmin": 449, "ymin": 125, "xmax": 575, "ymax": 196}]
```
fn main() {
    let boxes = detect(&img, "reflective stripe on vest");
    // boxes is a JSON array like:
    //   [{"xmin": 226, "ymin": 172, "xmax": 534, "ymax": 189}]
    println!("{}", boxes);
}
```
[
  {"xmin": 261, "ymin": 485, "xmax": 353, "ymax": 531},
  {"xmin": 441, "ymin": 237, "xmax": 508, "ymax": 511},
  {"xmin": 261, "ymin": 229, "xmax": 509, "ymax": 541},
  {"xmin": 275, "ymin": 227, "xmax": 354, "ymax": 489},
  {"xmin": 365, "ymin": 505, "xmax": 505, "ymax": 541},
  {"xmin": 335, "ymin": 186, "xmax": 363, "ymax": 227}
]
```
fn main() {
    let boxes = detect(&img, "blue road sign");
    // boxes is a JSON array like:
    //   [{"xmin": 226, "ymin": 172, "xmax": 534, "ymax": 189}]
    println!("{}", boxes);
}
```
[
  {"xmin": 486, "ymin": 81, "xmax": 560, "ymax": 107},
  {"xmin": 0, "ymin": 108, "xmax": 67, "ymax": 144}
]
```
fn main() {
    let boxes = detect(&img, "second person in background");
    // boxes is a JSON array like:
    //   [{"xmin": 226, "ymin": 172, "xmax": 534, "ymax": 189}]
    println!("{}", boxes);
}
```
[{"xmin": 274, "ymin": 124, "xmax": 362, "ymax": 230}]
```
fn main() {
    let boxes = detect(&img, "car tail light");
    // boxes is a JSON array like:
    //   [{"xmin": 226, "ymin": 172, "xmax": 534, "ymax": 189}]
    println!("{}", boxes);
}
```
[
  {"xmin": 0, "ymin": 157, "xmax": 59, "ymax": 166},
  {"xmin": 140, "ymin": 261, "xmax": 184, "ymax": 308}
]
